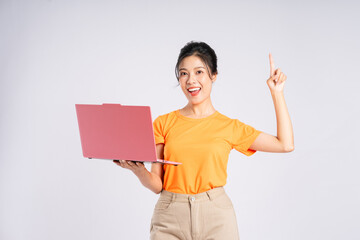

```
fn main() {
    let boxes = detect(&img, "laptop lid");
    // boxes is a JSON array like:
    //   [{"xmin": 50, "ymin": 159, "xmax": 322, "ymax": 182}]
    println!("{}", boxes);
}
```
[{"xmin": 75, "ymin": 103, "xmax": 181, "ymax": 165}]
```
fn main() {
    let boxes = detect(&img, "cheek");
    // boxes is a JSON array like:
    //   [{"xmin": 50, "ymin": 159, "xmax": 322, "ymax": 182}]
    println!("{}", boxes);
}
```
[
  {"xmin": 181, "ymin": 85, "xmax": 187, "ymax": 93},
  {"xmin": 202, "ymin": 83, "xmax": 212, "ymax": 93}
]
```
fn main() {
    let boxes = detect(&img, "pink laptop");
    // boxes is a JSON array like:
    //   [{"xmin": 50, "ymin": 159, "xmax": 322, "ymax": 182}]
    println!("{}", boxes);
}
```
[{"xmin": 75, "ymin": 103, "xmax": 181, "ymax": 165}]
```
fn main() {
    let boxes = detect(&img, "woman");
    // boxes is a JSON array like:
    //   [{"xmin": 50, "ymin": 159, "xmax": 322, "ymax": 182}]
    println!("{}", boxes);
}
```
[{"xmin": 113, "ymin": 41, "xmax": 294, "ymax": 240}]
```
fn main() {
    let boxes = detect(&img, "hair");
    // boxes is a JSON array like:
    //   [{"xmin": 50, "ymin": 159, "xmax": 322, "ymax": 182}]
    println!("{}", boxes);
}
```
[{"xmin": 175, "ymin": 41, "xmax": 218, "ymax": 83}]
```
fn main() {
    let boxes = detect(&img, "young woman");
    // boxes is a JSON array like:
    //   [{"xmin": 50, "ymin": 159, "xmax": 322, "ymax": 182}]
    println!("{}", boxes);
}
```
[{"xmin": 113, "ymin": 41, "xmax": 294, "ymax": 240}]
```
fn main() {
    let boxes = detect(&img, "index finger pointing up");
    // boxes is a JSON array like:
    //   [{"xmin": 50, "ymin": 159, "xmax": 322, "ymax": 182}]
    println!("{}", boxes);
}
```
[{"xmin": 269, "ymin": 53, "xmax": 275, "ymax": 76}]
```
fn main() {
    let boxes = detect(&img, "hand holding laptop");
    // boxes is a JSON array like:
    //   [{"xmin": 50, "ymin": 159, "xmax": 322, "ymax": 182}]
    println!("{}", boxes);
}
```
[{"xmin": 113, "ymin": 159, "xmax": 145, "ymax": 173}]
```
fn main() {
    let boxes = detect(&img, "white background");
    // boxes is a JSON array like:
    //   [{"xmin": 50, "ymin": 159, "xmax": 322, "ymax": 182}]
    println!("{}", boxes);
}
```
[{"xmin": 1, "ymin": 0, "xmax": 359, "ymax": 239}]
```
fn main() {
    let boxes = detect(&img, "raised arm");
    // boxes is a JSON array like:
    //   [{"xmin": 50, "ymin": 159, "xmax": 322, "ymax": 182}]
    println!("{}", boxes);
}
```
[{"xmin": 249, "ymin": 53, "xmax": 294, "ymax": 153}]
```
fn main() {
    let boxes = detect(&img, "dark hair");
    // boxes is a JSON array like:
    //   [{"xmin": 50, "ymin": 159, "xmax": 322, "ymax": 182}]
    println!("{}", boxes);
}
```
[{"xmin": 175, "ymin": 41, "xmax": 218, "ymax": 83}]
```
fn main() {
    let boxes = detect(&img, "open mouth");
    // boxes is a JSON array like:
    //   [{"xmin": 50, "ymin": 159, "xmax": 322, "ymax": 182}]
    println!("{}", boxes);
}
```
[{"xmin": 188, "ymin": 87, "xmax": 201, "ymax": 96}]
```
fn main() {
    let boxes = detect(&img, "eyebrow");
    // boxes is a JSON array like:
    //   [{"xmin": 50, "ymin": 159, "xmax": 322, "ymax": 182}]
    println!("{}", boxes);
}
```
[{"xmin": 179, "ymin": 66, "xmax": 205, "ymax": 71}]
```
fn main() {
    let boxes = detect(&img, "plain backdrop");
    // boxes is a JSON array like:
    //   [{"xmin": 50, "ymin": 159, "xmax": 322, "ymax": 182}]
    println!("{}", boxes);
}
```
[{"xmin": 1, "ymin": 0, "xmax": 359, "ymax": 239}]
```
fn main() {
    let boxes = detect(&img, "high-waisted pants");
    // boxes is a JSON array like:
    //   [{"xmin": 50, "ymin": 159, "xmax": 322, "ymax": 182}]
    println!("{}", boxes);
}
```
[{"xmin": 150, "ymin": 187, "xmax": 240, "ymax": 240}]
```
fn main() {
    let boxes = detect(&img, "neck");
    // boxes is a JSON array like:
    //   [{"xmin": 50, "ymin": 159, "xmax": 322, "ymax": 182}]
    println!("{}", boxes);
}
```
[{"xmin": 182, "ymin": 97, "xmax": 216, "ymax": 117}]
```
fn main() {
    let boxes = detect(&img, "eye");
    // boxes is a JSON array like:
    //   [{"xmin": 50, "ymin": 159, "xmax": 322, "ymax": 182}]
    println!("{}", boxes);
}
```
[
  {"xmin": 197, "ymin": 70, "xmax": 203, "ymax": 74},
  {"xmin": 180, "ymin": 72, "xmax": 187, "ymax": 76}
]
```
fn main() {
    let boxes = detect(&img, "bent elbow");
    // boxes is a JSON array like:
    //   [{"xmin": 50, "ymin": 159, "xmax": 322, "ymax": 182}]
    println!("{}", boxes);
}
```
[
  {"xmin": 284, "ymin": 145, "xmax": 295, "ymax": 152},
  {"xmin": 152, "ymin": 187, "xmax": 163, "ymax": 195}
]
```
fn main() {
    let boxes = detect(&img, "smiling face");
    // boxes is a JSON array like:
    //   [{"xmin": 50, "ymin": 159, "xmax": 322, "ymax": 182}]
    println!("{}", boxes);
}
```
[{"xmin": 178, "ymin": 55, "xmax": 217, "ymax": 105}]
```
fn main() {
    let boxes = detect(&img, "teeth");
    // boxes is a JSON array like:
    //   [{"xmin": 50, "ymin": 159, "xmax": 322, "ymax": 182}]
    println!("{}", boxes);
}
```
[{"xmin": 188, "ymin": 88, "xmax": 200, "ymax": 92}]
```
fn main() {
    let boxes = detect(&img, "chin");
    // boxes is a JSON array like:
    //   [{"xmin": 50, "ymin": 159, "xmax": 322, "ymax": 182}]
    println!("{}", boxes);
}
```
[{"xmin": 188, "ymin": 99, "xmax": 204, "ymax": 105}]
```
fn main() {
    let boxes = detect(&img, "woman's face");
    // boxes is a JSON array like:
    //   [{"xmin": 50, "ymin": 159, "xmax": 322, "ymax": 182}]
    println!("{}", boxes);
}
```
[{"xmin": 178, "ymin": 55, "xmax": 217, "ymax": 105}]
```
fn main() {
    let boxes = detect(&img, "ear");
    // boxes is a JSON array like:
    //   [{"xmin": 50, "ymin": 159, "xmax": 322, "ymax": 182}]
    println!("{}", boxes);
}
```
[{"xmin": 211, "ymin": 73, "xmax": 217, "ymax": 83}]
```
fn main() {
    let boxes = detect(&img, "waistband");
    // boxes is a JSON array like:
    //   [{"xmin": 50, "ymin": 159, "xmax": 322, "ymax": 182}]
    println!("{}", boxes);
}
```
[{"xmin": 159, "ymin": 187, "xmax": 226, "ymax": 203}]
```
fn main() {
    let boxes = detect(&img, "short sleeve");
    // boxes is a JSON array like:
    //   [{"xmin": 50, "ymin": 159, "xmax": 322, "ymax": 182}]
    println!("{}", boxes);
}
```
[
  {"xmin": 153, "ymin": 115, "xmax": 165, "ymax": 144},
  {"xmin": 232, "ymin": 119, "xmax": 262, "ymax": 156}
]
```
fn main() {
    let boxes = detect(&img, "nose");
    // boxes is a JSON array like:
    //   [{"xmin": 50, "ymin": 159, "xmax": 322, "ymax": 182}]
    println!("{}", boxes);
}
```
[{"xmin": 187, "ymin": 73, "xmax": 196, "ymax": 84}]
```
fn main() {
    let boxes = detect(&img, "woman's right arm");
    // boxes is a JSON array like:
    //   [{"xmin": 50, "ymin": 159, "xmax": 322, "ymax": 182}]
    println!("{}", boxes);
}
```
[{"xmin": 113, "ymin": 143, "xmax": 164, "ymax": 194}]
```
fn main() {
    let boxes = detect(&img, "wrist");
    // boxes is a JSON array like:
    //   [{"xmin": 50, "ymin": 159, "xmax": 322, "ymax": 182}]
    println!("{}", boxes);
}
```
[
  {"xmin": 133, "ymin": 166, "xmax": 148, "ymax": 177},
  {"xmin": 270, "ymin": 90, "xmax": 283, "ymax": 96}
]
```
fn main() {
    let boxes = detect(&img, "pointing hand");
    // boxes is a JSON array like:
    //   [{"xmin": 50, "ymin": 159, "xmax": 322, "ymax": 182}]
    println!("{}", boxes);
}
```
[{"xmin": 266, "ymin": 53, "xmax": 287, "ymax": 93}]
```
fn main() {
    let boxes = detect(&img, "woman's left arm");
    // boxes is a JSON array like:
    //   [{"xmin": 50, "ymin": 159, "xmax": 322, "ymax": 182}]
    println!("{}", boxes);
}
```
[{"xmin": 249, "ymin": 53, "xmax": 294, "ymax": 153}]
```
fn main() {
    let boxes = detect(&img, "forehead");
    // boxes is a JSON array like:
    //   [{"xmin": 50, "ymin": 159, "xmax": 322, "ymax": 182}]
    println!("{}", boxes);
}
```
[{"xmin": 179, "ymin": 55, "xmax": 205, "ymax": 70}]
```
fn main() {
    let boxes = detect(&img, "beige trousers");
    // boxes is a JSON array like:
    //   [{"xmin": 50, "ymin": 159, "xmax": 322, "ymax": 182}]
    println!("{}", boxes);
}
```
[{"xmin": 150, "ymin": 187, "xmax": 240, "ymax": 240}]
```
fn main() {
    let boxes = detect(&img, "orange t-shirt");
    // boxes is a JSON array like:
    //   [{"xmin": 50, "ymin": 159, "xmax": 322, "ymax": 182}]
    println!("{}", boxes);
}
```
[{"xmin": 153, "ymin": 109, "xmax": 262, "ymax": 194}]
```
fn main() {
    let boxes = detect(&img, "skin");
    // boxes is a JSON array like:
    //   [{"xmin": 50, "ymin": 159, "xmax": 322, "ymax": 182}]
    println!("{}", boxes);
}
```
[
  {"xmin": 177, "ymin": 55, "xmax": 217, "ymax": 118},
  {"xmin": 114, "ymin": 53, "xmax": 294, "ymax": 194}
]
